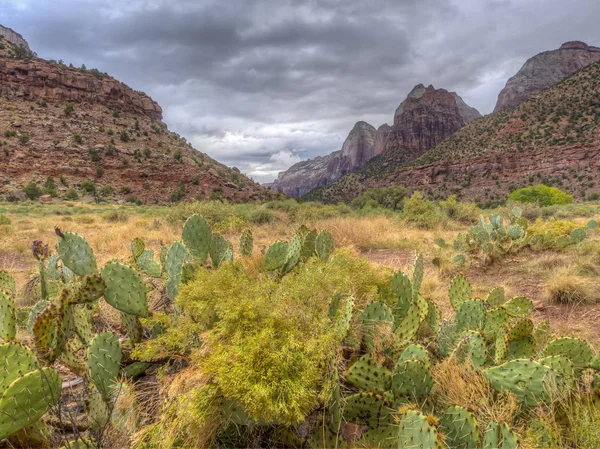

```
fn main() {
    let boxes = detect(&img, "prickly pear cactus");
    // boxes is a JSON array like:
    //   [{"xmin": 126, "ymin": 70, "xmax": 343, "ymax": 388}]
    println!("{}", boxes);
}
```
[
  {"xmin": 138, "ymin": 257, "xmax": 162, "ymax": 278},
  {"xmin": 342, "ymin": 392, "xmax": 390, "ymax": 427},
  {"xmin": 210, "ymin": 234, "xmax": 233, "ymax": 268},
  {"xmin": 239, "ymin": 229, "xmax": 253, "ymax": 257},
  {"xmin": 0, "ymin": 291, "xmax": 16, "ymax": 341},
  {"xmin": 504, "ymin": 296, "xmax": 533, "ymax": 318},
  {"xmin": 495, "ymin": 325, "xmax": 509, "ymax": 365},
  {"xmin": 541, "ymin": 337, "xmax": 592, "ymax": 370},
  {"xmin": 395, "ymin": 296, "xmax": 428, "ymax": 345},
  {"xmin": 57, "ymin": 231, "xmax": 97, "ymax": 276},
  {"xmin": 500, "ymin": 423, "xmax": 519, "ymax": 449},
  {"xmin": 87, "ymin": 331, "xmax": 122, "ymax": 400},
  {"xmin": 281, "ymin": 234, "xmax": 302, "ymax": 275},
  {"xmin": 439, "ymin": 405, "xmax": 479, "ymax": 449},
  {"xmin": 483, "ymin": 359, "xmax": 557, "ymax": 406},
  {"xmin": 437, "ymin": 320, "xmax": 456, "ymax": 358},
  {"xmin": 391, "ymin": 272, "xmax": 412, "ymax": 324},
  {"xmin": 486, "ymin": 286, "xmax": 505, "ymax": 307},
  {"xmin": 130, "ymin": 238, "xmax": 145, "ymax": 260},
  {"xmin": 538, "ymin": 355, "xmax": 575, "ymax": 390},
  {"xmin": 392, "ymin": 359, "xmax": 433, "ymax": 400},
  {"xmin": 326, "ymin": 373, "xmax": 342, "ymax": 433},
  {"xmin": 483, "ymin": 307, "xmax": 510, "ymax": 341},
  {"xmin": 453, "ymin": 330, "xmax": 486, "ymax": 369},
  {"xmin": 483, "ymin": 422, "xmax": 500, "ymax": 449},
  {"xmin": 570, "ymin": 228, "xmax": 586, "ymax": 244},
  {"xmin": 315, "ymin": 230, "xmax": 334, "ymax": 261},
  {"xmin": 412, "ymin": 253, "xmax": 424, "ymax": 300},
  {"xmin": 300, "ymin": 229, "xmax": 317, "ymax": 262},
  {"xmin": 101, "ymin": 262, "xmax": 148, "ymax": 317},
  {"xmin": 398, "ymin": 409, "xmax": 441, "ymax": 449},
  {"xmin": 69, "ymin": 274, "xmax": 106, "ymax": 304},
  {"xmin": 27, "ymin": 300, "xmax": 51, "ymax": 335},
  {"xmin": 449, "ymin": 274, "xmax": 472, "ymax": 311},
  {"xmin": 264, "ymin": 241, "xmax": 288, "ymax": 272},
  {"xmin": 182, "ymin": 214, "xmax": 212, "ymax": 262},
  {"xmin": 0, "ymin": 343, "xmax": 39, "ymax": 395},
  {"xmin": 88, "ymin": 383, "xmax": 110, "ymax": 431},
  {"xmin": 507, "ymin": 319, "xmax": 534, "ymax": 342},
  {"xmin": 0, "ymin": 271, "xmax": 15, "ymax": 295},
  {"xmin": 361, "ymin": 301, "xmax": 393, "ymax": 351},
  {"xmin": 455, "ymin": 299, "xmax": 486, "ymax": 332},
  {"xmin": 399, "ymin": 344, "xmax": 431, "ymax": 366},
  {"xmin": 332, "ymin": 296, "xmax": 353, "ymax": 340},
  {"xmin": 424, "ymin": 299, "xmax": 441, "ymax": 335},
  {"xmin": 0, "ymin": 367, "xmax": 62, "ymax": 439},
  {"xmin": 121, "ymin": 312, "xmax": 143, "ymax": 344},
  {"xmin": 345, "ymin": 353, "xmax": 391, "ymax": 392}
]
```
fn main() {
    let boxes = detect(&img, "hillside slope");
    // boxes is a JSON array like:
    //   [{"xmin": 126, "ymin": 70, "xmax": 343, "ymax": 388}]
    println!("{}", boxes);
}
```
[
  {"xmin": 0, "ymin": 34, "xmax": 276, "ymax": 203},
  {"xmin": 308, "ymin": 60, "xmax": 600, "ymax": 205}
]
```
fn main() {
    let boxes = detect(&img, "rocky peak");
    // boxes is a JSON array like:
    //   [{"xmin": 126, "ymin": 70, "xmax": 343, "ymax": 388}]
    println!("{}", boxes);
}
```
[
  {"xmin": 384, "ymin": 84, "xmax": 481, "ymax": 158},
  {"xmin": 0, "ymin": 25, "xmax": 31, "ymax": 52},
  {"xmin": 494, "ymin": 40, "xmax": 600, "ymax": 112}
]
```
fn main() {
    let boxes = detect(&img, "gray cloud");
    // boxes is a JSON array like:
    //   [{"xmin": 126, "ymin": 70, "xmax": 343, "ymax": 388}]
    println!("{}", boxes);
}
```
[{"xmin": 3, "ymin": 0, "xmax": 600, "ymax": 182}]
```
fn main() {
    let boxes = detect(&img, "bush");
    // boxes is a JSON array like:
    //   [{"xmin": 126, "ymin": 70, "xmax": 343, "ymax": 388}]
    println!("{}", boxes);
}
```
[
  {"xmin": 80, "ymin": 180, "xmax": 96, "ymax": 194},
  {"xmin": 351, "ymin": 186, "xmax": 408, "ymax": 210},
  {"xmin": 23, "ymin": 182, "xmax": 42, "ymax": 200},
  {"xmin": 104, "ymin": 209, "xmax": 129, "ymax": 223},
  {"xmin": 508, "ymin": 184, "xmax": 573, "ymax": 206},
  {"xmin": 44, "ymin": 176, "xmax": 57, "ymax": 197},
  {"xmin": 119, "ymin": 131, "xmax": 130, "ymax": 143},
  {"xmin": 0, "ymin": 214, "xmax": 10, "ymax": 225},
  {"xmin": 64, "ymin": 103, "xmax": 74, "ymax": 115},
  {"xmin": 65, "ymin": 188, "xmax": 79, "ymax": 201},
  {"xmin": 438, "ymin": 195, "xmax": 480, "ymax": 224},
  {"xmin": 402, "ymin": 192, "xmax": 443, "ymax": 229}
]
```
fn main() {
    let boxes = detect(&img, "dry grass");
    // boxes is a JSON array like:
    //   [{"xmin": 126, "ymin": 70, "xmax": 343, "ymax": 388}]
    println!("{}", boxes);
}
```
[{"xmin": 545, "ymin": 267, "xmax": 596, "ymax": 305}]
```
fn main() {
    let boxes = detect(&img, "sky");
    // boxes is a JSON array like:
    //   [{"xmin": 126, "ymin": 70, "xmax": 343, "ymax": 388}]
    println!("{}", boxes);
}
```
[{"xmin": 3, "ymin": 0, "xmax": 600, "ymax": 183}]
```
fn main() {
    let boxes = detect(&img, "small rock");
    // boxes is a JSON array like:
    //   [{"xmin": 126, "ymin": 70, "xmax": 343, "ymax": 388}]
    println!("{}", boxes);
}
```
[{"xmin": 39, "ymin": 194, "xmax": 52, "ymax": 202}]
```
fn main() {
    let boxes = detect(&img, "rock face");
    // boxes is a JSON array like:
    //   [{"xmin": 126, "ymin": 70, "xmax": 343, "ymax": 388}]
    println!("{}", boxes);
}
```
[
  {"xmin": 384, "ymin": 84, "xmax": 481, "ymax": 159},
  {"xmin": 0, "ymin": 58, "xmax": 163, "ymax": 120},
  {"xmin": 0, "ymin": 34, "xmax": 277, "ymax": 204},
  {"xmin": 272, "ymin": 85, "xmax": 479, "ymax": 198},
  {"xmin": 494, "ymin": 41, "xmax": 600, "ymax": 112},
  {"xmin": 271, "ymin": 121, "xmax": 377, "ymax": 198},
  {"xmin": 0, "ymin": 25, "xmax": 31, "ymax": 52},
  {"xmin": 308, "ymin": 59, "xmax": 600, "ymax": 205}
]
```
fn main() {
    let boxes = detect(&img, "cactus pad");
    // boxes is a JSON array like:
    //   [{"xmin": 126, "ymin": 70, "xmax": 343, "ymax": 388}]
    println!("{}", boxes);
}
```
[
  {"xmin": 0, "ymin": 291, "xmax": 16, "ymax": 342},
  {"xmin": 399, "ymin": 344, "xmax": 431, "ymax": 366},
  {"xmin": 121, "ymin": 312, "xmax": 143, "ymax": 344},
  {"xmin": 391, "ymin": 272, "xmax": 412, "ymax": 324},
  {"xmin": 437, "ymin": 320, "xmax": 456, "ymax": 358},
  {"xmin": 391, "ymin": 359, "xmax": 433, "ymax": 400},
  {"xmin": 264, "ymin": 241, "xmax": 288, "ymax": 272},
  {"xmin": 486, "ymin": 286, "xmax": 505, "ymax": 307},
  {"xmin": 449, "ymin": 274, "xmax": 472, "ymax": 311},
  {"xmin": 0, "ymin": 343, "xmax": 39, "ymax": 395},
  {"xmin": 507, "ymin": 336, "xmax": 535, "ymax": 360},
  {"xmin": 483, "ymin": 307, "xmax": 510, "ymax": 341},
  {"xmin": 570, "ymin": 228, "xmax": 586, "ymax": 243},
  {"xmin": 101, "ymin": 262, "xmax": 148, "ymax": 317},
  {"xmin": 182, "ymin": 215, "xmax": 212, "ymax": 262},
  {"xmin": 482, "ymin": 422, "xmax": 500, "ymax": 449},
  {"xmin": 455, "ymin": 299, "xmax": 486, "ymax": 332},
  {"xmin": 454, "ymin": 331, "xmax": 487, "ymax": 369},
  {"xmin": 346, "ymin": 353, "xmax": 391, "ymax": 392},
  {"xmin": 0, "ymin": 271, "xmax": 15, "ymax": 295},
  {"xmin": 398, "ymin": 409, "xmax": 442, "ymax": 449},
  {"xmin": 300, "ymin": 229, "xmax": 317, "ymax": 261},
  {"xmin": 507, "ymin": 319, "xmax": 534, "ymax": 342},
  {"xmin": 395, "ymin": 296, "xmax": 428, "ymax": 345},
  {"xmin": 541, "ymin": 337, "xmax": 592, "ymax": 370},
  {"xmin": 504, "ymin": 296, "xmax": 533, "ymax": 318},
  {"xmin": 239, "ymin": 229, "xmax": 253, "ymax": 257},
  {"xmin": 0, "ymin": 367, "xmax": 62, "ymax": 439},
  {"xmin": 483, "ymin": 359, "xmax": 556, "ymax": 406},
  {"xmin": 70, "ymin": 274, "xmax": 106, "ymax": 304},
  {"xmin": 138, "ymin": 257, "xmax": 162, "ymax": 278},
  {"xmin": 342, "ymin": 392, "xmax": 390, "ymax": 427},
  {"xmin": 315, "ymin": 230, "xmax": 334, "ymax": 261},
  {"xmin": 130, "ymin": 238, "xmax": 145, "ymax": 260},
  {"xmin": 332, "ymin": 296, "xmax": 353, "ymax": 340},
  {"xmin": 495, "ymin": 326, "xmax": 509, "ymax": 365},
  {"xmin": 281, "ymin": 234, "xmax": 302, "ymax": 275},
  {"xmin": 210, "ymin": 234, "xmax": 233, "ymax": 268},
  {"xmin": 538, "ymin": 355, "xmax": 575, "ymax": 391},
  {"xmin": 87, "ymin": 331, "xmax": 122, "ymax": 399},
  {"xmin": 361, "ymin": 301, "xmax": 393, "ymax": 351},
  {"xmin": 57, "ymin": 232, "xmax": 97, "ymax": 276},
  {"xmin": 412, "ymin": 253, "xmax": 424, "ymax": 300},
  {"xmin": 438, "ymin": 405, "xmax": 479, "ymax": 449}
]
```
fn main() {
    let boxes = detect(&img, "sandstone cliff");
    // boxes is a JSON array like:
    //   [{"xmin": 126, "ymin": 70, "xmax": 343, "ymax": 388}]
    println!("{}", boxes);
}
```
[
  {"xmin": 309, "ymin": 60, "xmax": 600, "ymax": 205},
  {"xmin": 272, "ymin": 84, "xmax": 479, "ymax": 198},
  {"xmin": 0, "ymin": 34, "xmax": 277, "ymax": 203},
  {"xmin": 271, "ymin": 121, "xmax": 376, "ymax": 198},
  {"xmin": 0, "ymin": 25, "xmax": 31, "ymax": 52},
  {"xmin": 494, "ymin": 41, "xmax": 600, "ymax": 112}
]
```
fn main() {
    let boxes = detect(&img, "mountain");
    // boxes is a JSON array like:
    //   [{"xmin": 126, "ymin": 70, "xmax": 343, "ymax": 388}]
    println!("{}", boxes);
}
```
[
  {"xmin": 270, "ymin": 121, "xmax": 377, "ymax": 198},
  {"xmin": 310, "ymin": 59, "xmax": 600, "ymax": 205},
  {"xmin": 0, "ymin": 31, "xmax": 276, "ymax": 203},
  {"xmin": 494, "ymin": 41, "xmax": 600, "ymax": 112},
  {"xmin": 272, "ymin": 84, "xmax": 479, "ymax": 198},
  {"xmin": 0, "ymin": 25, "xmax": 31, "ymax": 53}
]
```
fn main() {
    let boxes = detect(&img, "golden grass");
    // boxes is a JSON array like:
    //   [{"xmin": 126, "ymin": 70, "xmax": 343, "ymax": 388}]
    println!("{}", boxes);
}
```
[{"xmin": 545, "ymin": 266, "xmax": 597, "ymax": 305}]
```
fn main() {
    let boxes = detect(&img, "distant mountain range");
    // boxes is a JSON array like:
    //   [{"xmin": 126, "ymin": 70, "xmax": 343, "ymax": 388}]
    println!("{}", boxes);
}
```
[
  {"xmin": 306, "ymin": 41, "xmax": 600, "ymax": 205},
  {"xmin": 273, "ymin": 40, "xmax": 600, "ymax": 204}
]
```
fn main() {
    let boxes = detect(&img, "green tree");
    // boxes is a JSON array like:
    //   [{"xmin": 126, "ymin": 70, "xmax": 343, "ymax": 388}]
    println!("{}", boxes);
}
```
[
  {"xmin": 23, "ymin": 182, "xmax": 42, "ymax": 200},
  {"xmin": 44, "ymin": 176, "xmax": 57, "ymax": 197},
  {"xmin": 508, "ymin": 184, "xmax": 573, "ymax": 206}
]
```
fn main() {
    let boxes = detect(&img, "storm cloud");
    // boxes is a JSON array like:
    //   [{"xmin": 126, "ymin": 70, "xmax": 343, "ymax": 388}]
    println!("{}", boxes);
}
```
[{"xmin": 3, "ymin": 0, "xmax": 600, "ymax": 182}]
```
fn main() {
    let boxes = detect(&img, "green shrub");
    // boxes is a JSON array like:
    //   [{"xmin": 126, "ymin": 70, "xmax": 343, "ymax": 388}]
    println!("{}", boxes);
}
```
[
  {"xmin": 351, "ymin": 186, "xmax": 408, "ymax": 210},
  {"xmin": 0, "ymin": 214, "xmax": 10, "ymax": 225},
  {"xmin": 65, "ymin": 188, "xmax": 79, "ymax": 201},
  {"xmin": 80, "ymin": 180, "xmax": 96, "ymax": 193},
  {"xmin": 508, "ymin": 184, "xmax": 573, "ymax": 206},
  {"xmin": 438, "ymin": 195, "xmax": 480, "ymax": 224},
  {"xmin": 64, "ymin": 103, "xmax": 74, "ymax": 115},
  {"xmin": 23, "ymin": 181, "xmax": 42, "ymax": 200},
  {"xmin": 402, "ymin": 192, "xmax": 443, "ymax": 229}
]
